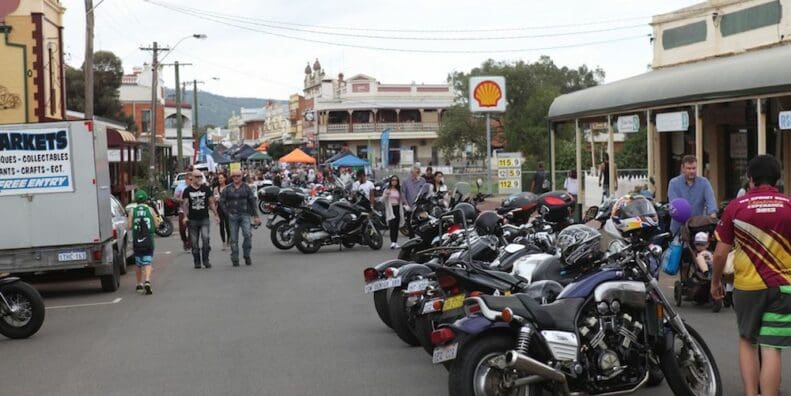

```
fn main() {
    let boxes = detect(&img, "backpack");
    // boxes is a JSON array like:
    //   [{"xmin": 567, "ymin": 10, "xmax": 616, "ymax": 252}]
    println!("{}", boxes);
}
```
[{"xmin": 133, "ymin": 207, "xmax": 154, "ymax": 255}]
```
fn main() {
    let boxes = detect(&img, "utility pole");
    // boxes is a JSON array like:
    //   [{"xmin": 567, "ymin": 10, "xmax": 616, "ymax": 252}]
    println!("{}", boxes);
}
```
[
  {"xmin": 193, "ymin": 79, "xmax": 199, "ymax": 139},
  {"xmin": 84, "ymin": 0, "xmax": 94, "ymax": 119},
  {"xmin": 162, "ymin": 62, "xmax": 192, "ymax": 170},
  {"xmin": 140, "ymin": 42, "xmax": 170, "ymax": 186}
]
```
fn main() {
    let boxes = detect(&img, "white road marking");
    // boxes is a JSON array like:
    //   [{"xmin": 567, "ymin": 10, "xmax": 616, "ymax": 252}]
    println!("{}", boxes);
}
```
[
  {"xmin": 164, "ymin": 251, "xmax": 172, "ymax": 255},
  {"xmin": 46, "ymin": 297, "xmax": 122, "ymax": 310}
]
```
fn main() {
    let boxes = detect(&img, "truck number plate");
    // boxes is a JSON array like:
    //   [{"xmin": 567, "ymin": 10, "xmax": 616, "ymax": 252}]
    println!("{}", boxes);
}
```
[{"xmin": 58, "ymin": 250, "xmax": 87, "ymax": 262}]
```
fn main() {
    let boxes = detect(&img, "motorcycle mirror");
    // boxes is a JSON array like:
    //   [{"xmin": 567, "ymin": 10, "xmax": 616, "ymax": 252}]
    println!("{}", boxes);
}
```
[
  {"xmin": 584, "ymin": 206, "xmax": 599, "ymax": 222},
  {"xmin": 476, "ymin": 178, "xmax": 483, "ymax": 188}
]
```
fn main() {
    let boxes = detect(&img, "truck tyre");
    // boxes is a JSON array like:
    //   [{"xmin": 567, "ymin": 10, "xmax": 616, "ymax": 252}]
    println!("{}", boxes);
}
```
[{"xmin": 100, "ymin": 254, "xmax": 121, "ymax": 292}]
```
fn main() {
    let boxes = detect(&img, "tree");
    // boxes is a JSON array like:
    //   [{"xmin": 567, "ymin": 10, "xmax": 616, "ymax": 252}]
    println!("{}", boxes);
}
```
[
  {"xmin": 65, "ymin": 51, "xmax": 133, "ymax": 128},
  {"xmin": 616, "ymin": 129, "xmax": 647, "ymax": 170},
  {"xmin": 442, "ymin": 57, "xmax": 604, "ymax": 164},
  {"xmin": 435, "ymin": 105, "xmax": 487, "ymax": 161},
  {"xmin": 267, "ymin": 141, "xmax": 286, "ymax": 161}
]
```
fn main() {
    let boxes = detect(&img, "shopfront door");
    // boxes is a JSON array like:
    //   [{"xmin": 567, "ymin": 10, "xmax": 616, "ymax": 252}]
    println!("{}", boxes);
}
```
[{"xmin": 723, "ymin": 127, "xmax": 756, "ymax": 199}]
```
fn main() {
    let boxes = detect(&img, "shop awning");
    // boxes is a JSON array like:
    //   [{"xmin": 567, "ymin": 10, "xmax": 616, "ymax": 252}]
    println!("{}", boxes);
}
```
[
  {"xmin": 548, "ymin": 44, "xmax": 791, "ymax": 121},
  {"xmin": 107, "ymin": 128, "xmax": 138, "ymax": 146},
  {"xmin": 279, "ymin": 148, "xmax": 316, "ymax": 164}
]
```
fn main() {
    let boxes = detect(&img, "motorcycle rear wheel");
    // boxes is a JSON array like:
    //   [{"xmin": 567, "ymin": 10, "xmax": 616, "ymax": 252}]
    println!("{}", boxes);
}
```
[
  {"xmin": 387, "ymin": 287, "xmax": 420, "ymax": 346},
  {"xmin": 373, "ymin": 289, "xmax": 393, "ymax": 329},
  {"xmin": 156, "ymin": 219, "xmax": 174, "ymax": 237},
  {"xmin": 270, "ymin": 221, "xmax": 295, "ymax": 250},
  {"xmin": 660, "ymin": 322, "xmax": 722, "ymax": 396},
  {"xmin": 258, "ymin": 200, "xmax": 271, "ymax": 215},
  {"xmin": 0, "ymin": 281, "xmax": 45, "ymax": 339},
  {"xmin": 414, "ymin": 313, "xmax": 437, "ymax": 355},
  {"xmin": 294, "ymin": 224, "xmax": 321, "ymax": 254}
]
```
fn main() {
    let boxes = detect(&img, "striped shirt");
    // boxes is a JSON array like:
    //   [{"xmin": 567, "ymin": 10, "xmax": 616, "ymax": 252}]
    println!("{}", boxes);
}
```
[{"xmin": 715, "ymin": 186, "xmax": 791, "ymax": 290}]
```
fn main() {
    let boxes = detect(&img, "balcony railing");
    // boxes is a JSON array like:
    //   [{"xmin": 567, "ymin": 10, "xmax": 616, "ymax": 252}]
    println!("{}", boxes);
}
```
[{"xmin": 323, "ymin": 122, "xmax": 440, "ymax": 134}]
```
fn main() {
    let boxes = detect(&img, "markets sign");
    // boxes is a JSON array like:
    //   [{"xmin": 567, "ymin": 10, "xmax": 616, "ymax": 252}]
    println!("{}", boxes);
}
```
[
  {"xmin": 617, "ymin": 115, "xmax": 640, "ymax": 133},
  {"xmin": 0, "ymin": 128, "xmax": 74, "ymax": 196},
  {"xmin": 469, "ymin": 76, "xmax": 507, "ymax": 113},
  {"xmin": 656, "ymin": 111, "xmax": 689, "ymax": 132},
  {"xmin": 779, "ymin": 111, "xmax": 791, "ymax": 130}
]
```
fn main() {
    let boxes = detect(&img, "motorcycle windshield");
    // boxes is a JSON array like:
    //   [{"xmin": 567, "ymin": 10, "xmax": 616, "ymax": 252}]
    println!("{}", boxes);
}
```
[{"xmin": 453, "ymin": 182, "xmax": 472, "ymax": 202}]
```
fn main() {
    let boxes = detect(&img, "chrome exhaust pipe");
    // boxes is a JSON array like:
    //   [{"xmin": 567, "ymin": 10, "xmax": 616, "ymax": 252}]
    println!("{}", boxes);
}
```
[
  {"xmin": 305, "ymin": 231, "xmax": 329, "ymax": 241},
  {"xmin": 504, "ymin": 351, "xmax": 570, "ymax": 395}
]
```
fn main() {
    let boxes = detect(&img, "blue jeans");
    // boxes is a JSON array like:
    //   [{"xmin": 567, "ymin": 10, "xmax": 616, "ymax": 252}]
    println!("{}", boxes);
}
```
[
  {"xmin": 188, "ymin": 218, "xmax": 211, "ymax": 266},
  {"xmin": 228, "ymin": 214, "xmax": 252, "ymax": 262}
]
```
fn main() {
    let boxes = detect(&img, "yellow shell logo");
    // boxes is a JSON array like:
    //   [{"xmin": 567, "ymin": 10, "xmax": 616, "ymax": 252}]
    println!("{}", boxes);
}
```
[{"xmin": 473, "ymin": 80, "xmax": 502, "ymax": 108}]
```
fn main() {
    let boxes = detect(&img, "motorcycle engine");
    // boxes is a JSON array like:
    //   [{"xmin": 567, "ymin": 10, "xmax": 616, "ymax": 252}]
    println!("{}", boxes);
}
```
[{"xmin": 575, "ymin": 301, "xmax": 649, "ymax": 392}]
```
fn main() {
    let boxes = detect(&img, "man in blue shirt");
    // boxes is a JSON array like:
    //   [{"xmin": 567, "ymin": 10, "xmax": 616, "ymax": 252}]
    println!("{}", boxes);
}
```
[{"xmin": 668, "ymin": 155, "xmax": 718, "ymax": 235}]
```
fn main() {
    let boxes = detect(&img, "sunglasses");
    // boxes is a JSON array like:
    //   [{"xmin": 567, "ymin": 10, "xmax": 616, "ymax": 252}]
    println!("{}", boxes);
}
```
[
  {"xmin": 232, "ymin": 175, "xmax": 242, "ymax": 178},
  {"xmin": 194, "ymin": 175, "xmax": 203, "ymax": 179}
]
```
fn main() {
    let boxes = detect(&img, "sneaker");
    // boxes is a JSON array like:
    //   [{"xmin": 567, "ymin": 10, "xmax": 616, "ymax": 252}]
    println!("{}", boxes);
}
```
[
  {"xmin": 194, "ymin": 263, "xmax": 202, "ymax": 269},
  {"xmin": 144, "ymin": 281, "xmax": 152, "ymax": 295},
  {"xmin": 393, "ymin": 243, "xmax": 400, "ymax": 249},
  {"xmin": 244, "ymin": 257, "xmax": 252, "ymax": 266},
  {"xmin": 390, "ymin": 242, "xmax": 396, "ymax": 249},
  {"xmin": 136, "ymin": 284, "xmax": 144, "ymax": 294}
]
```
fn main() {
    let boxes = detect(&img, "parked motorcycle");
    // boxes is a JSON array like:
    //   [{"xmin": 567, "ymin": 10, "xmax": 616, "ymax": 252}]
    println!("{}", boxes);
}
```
[
  {"xmin": 292, "ymin": 189, "xmax": 383, "ymax": 254},
  {"xmin": 435, "ymin": 222, "xmax": 721, "ymax": 396},
  {"xmin": 0, "ymin": 274, "xmax": 45, "ymax": 339}
]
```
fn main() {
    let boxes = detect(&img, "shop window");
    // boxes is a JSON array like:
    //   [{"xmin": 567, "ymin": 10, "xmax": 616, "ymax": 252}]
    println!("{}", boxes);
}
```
[
  {"xmin": 720, "ymin": 0, "xmax": 782, "ymax": 37},
  {"xmin": 141, "ymin": 110, "xmax": 152, "ymax": 132},
  {"xmin": 662, "ymin": 21, "xmax": 707, "ymax": 50},
  {"xmin": 357, "ymin": 145, "xmax": 368, "ymax": 160}
]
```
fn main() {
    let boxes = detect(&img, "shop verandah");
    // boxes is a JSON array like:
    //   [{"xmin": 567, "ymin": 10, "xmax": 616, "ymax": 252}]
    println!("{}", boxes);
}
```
[{"xmin": 547, "ymin": 44, "xmax": 791, "ymax": 208}]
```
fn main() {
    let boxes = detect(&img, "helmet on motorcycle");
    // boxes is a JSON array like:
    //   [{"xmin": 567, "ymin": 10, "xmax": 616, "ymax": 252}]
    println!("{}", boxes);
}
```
[
  {"xmin": 474, "ymin": 211, "xmax": 501, "ymax": 236},
  {"xmin": 610, "ymin": 195, "xmax": 660, "ymax": 237},
  {"xmin": 556, "ymin": 224, "xmax": 602, "ymax": 271},
  {"xmin": 453, "ymin": 202, "xmax": 477, "ymax": 226},
  {"xmin": 134, "ymin": 189, "xmax": 148, "ymax": 204}
]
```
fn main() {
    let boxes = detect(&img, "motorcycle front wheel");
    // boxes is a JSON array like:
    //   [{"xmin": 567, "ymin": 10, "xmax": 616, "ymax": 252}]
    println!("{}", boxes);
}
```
[
  {"xmin": 364, "ymin": 223, "xmax": 383, "ymax": 250},
  {"xmin": 156, "ymin": 218, "xmax": 174, "ymax": 237},
  {"xmin": 0, "ymin": 281, "xmax": 45, "ymax": 339},
  {"xmin": 270, "ymin": 221, "xmax": 295, "ymax": 250},
  {"xmin": 660, "ymin": 322, "xmax": 722, "ymax": 396},
  {"xmin": 294, "ymin": 224, "xmax": 321, "ymax": 254},
  {"xmin": 258, "ymin": 200, "xmax": 271, "ymax": 215}
]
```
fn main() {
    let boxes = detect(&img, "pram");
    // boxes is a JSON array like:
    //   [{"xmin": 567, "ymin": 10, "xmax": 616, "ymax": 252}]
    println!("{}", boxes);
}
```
[{"xmin": 672, "ymin": 215, "xmax": 733, "ymax": 312}]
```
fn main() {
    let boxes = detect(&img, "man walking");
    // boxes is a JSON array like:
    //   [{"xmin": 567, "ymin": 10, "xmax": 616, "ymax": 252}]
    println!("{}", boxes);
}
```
[
  {"xmin": 712, "ymin": 155, "xmax": 790, "ymax": 396},
  {"xmin": 220, "ymin": 169, "xmax": 261, "ymax": 266},
  {"xmin": 128, "ymin": 190, "xmax": 160, "ymax": 295},
  {"xmin": 402, "ymin": 166, "xmax": 426, "ymax": 208},
  {"xmin": 183, "ymin": 170, "xmax": 218, "ymax": 269},
  {"xmin": 531, "ymin": 162, "xmax": 547, "ymax": 194},
  {"xmin": 667, "ymin": 155, "xmax": 717, "ymax": 235}
]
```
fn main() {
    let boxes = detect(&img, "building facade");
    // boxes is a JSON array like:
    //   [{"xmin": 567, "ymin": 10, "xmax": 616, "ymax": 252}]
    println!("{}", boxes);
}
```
[
  {"xmin": 303, "ymin": 59, "xmax": 455, "ymax": 165},
  {"xmin": 548, "ymin": 0, "xmax": 791, "ymax": 205},
  {"xmin": 0, "ymin": 0, "xmax": 66, "ymax": 125},
  {"xmin": 120, "ymin": 66, "xmax": 165, "ymax": 137}
]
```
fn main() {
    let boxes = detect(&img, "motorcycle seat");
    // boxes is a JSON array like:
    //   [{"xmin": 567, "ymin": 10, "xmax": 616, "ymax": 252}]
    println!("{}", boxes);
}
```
[{"xmin": 480, "ymin": 294, "xmax": 582, "ymax": 332}]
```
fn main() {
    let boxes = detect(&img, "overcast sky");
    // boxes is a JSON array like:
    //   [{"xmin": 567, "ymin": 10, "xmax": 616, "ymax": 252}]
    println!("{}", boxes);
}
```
[{"xmin": 61, "ymin": 0, "xmax": 700, "ymax": 99}]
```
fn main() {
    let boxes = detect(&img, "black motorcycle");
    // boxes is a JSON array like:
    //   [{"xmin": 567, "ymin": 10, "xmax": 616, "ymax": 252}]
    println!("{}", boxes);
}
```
[
  {"xmin": 292, "ymin": 190, "xmax": 383, "ymax": 254},
  {"xmin": 0, "ymin": 275, "xmax": 45, "ymax": 339},
  {"xmin": 437, "ymin": 233, "xmax": 721, "ymax": 396}
]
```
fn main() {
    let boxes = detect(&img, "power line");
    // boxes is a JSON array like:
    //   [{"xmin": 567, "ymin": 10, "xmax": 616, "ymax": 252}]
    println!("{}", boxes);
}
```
[
  {"xmin": 145, "ymin": 0, "xmax": 666, "ymax": 33},
  {"xmin": 146, "ymin": 0, "xmax": 648, "ymax": 41},
  {"xmin": 145, "ymin": 1, "xmax": 652, "ymax": 54}
]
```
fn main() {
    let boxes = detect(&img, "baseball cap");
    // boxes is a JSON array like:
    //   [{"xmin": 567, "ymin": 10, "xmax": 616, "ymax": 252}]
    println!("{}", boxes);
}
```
[
  {"xmin": 134, "ymin": 190, "xmax": 149, "ymax": 203},
  {"xmin": 694, "ymin": 232, "xmax": 709, "ymax": 244}
]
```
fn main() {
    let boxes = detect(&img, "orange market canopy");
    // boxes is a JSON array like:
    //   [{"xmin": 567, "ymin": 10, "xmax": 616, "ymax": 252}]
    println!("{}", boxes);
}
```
[{"xmin": 279, "ymin": 148, "xmax": 316, "ymax": 164}]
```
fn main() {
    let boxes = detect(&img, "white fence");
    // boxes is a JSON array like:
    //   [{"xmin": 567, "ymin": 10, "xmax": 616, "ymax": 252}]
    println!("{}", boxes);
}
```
[{"xmin": 582, "ymin": 170, "xmax": 649, "ymax": 209}]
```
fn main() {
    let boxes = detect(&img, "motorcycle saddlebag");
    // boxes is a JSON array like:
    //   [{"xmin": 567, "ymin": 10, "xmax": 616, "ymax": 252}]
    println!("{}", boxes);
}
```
[
  {"xmin": 536, "ymin": 191, "xmax": 575, "ymax": 223},
  {"xmin": 278, "ymin": 189, "xmax": 305, "ymax": 208},
  {"xmin": 260, "ymin": 186, "xmax": 281, "ymax": 203}
]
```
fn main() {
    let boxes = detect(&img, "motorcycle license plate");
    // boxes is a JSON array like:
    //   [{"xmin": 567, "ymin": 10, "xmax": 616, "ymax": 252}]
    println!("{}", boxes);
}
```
[
  {"xmin": 443, "ymin": 294, "xmax": 465, "ymax": 312},
  {"xmin": 422, "ymin": 299, "xmax": 441, "ymax": 314},
  {"xmin": 432, "ymin": 343, "xmax": 458, "ymax": 364},
  {"xmin": 364, "ymin": 278, "xmax": 401, "ymax": 294},
  {"xmin": 58, "ymin": 250, "xmax": 87, "ymax": 262},
  {"xmin": 407, "ymin": 279, "xmax": 430, "ymax": 294}
]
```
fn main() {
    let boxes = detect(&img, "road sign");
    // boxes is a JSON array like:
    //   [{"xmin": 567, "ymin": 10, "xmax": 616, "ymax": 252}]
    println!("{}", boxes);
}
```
[
  {"xmin": 496, "ymin": 151, "xmax": 522, "ymax": 195},
  {"xmin": 469, "ymin": 76, "xmax": 506, "ymax": 113}
]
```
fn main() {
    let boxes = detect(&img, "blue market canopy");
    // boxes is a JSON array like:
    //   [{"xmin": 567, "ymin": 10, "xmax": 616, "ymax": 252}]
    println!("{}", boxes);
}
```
[
  {"xmin": 234, "ymin": 145, "xmax": 257, "ymax": 160},
  {"xmin": 210, "ymin": 150, "xmax": 232, "ymax": 164},
  {"xmin": 325, "ymin": 150, "xmax": 352, "ymax": 164},
  {"xmin": 548, "ymin": 44, "xmax": 791, "ymax": 121},
  {"xmin": 330, "ymin": 154, "xmax": 369, "ymax": 168}
]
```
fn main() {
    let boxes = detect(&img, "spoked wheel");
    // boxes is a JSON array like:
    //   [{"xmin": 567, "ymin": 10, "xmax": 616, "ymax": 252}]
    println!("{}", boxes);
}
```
[
  {"xmin": 270, "ymin": 221, "xmax": 295, "ymax": 250},
  {"xmin": 294, "ymin": 224, "xmax": 321, "ymax": 254},
  {"xmin": 660, "ymin": 322, "xmax": 722, "ymax": 396},
  {"xmin": 364, "ymin": 223, "xmax": 383, "ymax": 251},
  {"xmin": 0, "ymin": 281, "xmax": 45, "ymax": 339}
]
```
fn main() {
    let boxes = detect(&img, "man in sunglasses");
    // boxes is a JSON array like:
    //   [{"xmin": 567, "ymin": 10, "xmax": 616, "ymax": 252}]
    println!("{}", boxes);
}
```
[
  {"xmin": 183, "ymin": 170, "xmax": 219, "ymax": 269},
  {"xmin": 219, "ymin": 169, "xmax": 261, "ymax": 266}
]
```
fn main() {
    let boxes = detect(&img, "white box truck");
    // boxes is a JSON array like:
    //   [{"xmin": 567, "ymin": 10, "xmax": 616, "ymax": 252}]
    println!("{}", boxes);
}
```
[{"xmin": 0, "ymin": 120, "xmax": 122, "ymax": 292}]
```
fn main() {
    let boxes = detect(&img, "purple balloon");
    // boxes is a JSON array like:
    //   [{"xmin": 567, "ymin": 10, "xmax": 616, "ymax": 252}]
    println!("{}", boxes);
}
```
[{"xmin": 669, "ymin": 198, "xmax": 692, "ymax": 224}]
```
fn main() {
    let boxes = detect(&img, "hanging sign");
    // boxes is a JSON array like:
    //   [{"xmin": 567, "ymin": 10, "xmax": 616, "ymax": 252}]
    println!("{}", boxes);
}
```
[
  {"xmin": 656, "ymin": 111, "xmax": 690, "ymax": 132},
  {"xmin": 469, "ymin": 76, "xmax": 507, "ymax": 113},
  {"xmin": 0, "ymin": 127, "xmax": 74, "ymax": 196},
  {"xmin": 779, "ymin": 111, "xmax": 791, "ymax": 130},
  {"xmin": 617, "ymin": 115, "xmax": 640, "ymax": 133}
]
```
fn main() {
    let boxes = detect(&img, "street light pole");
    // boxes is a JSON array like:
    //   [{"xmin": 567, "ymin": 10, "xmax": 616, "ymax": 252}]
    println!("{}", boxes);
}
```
[{"xmin": 84, "ymin": 0, "xmax": 95, "ymax": 119}]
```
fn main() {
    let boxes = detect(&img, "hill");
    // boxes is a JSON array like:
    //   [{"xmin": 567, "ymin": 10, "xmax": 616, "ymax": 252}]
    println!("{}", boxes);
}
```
[{"xmin": 165, "ymin": 88, "xmax": 286, "ymax": 129}]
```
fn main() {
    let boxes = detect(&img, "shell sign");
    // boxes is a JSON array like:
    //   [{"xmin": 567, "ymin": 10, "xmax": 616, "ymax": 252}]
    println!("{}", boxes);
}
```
[{"xmin": 469, "ymin": 76, "xmax": 506, "ymax": 113}]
